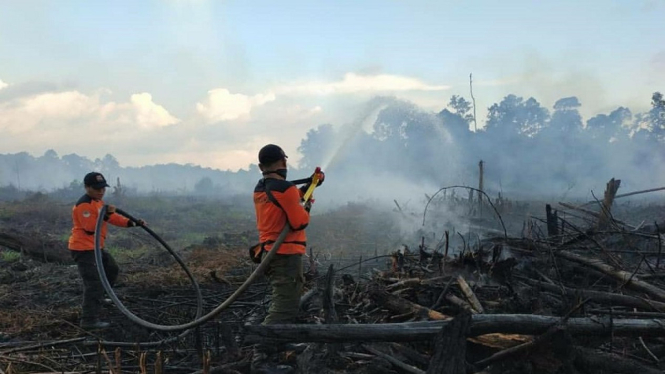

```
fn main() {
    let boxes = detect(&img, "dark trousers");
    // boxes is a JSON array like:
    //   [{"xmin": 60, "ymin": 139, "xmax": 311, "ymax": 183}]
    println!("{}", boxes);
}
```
[
  {"xmin": 71, "ymin": 250, "xmax": 119, "ymax": 322},
  {"xmin": 263, "ymin": 254, "xmax": 304, "ymax": 325},
  {"xmin": 254, "ymin": 254, "xmax": 304, "ymax": 356}
]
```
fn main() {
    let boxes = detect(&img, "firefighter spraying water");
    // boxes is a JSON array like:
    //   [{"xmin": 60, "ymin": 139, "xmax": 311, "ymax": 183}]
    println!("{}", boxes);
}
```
[{"xmin": 90, "ymin": 147, "xmax": 325, "ymax": 345}]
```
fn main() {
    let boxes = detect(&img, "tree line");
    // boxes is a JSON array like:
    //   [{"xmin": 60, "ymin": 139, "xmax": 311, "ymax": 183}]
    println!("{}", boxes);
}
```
[
  {"xmin": 298, "ymin": 92, "xmax": 665, "ymax": 198},
  {"xmin": 1, "ymin": 92, "xmax": 663, "ymax": 201}
]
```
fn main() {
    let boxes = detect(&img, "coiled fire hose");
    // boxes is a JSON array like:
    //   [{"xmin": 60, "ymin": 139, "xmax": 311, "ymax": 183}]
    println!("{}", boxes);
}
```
[{"xmin": 94, "ymin": 170, "xmax": 321, "ymax": 332}]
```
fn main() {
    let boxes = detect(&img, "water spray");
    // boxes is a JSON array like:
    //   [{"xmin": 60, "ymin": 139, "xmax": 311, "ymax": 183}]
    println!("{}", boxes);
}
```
[{"xmin": 319, "ymin": 101, "xmax": 389, "ymax": 171}]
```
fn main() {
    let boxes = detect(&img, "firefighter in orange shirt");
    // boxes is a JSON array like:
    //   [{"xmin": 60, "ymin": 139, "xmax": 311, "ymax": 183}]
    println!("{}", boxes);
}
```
[
  {"xmin": 68, "ymin": 172, "xmax": 144, "ymax": 329},
  {"xmin": 251, "ymin": 144, "xmax": 323, "ymax": 372}
]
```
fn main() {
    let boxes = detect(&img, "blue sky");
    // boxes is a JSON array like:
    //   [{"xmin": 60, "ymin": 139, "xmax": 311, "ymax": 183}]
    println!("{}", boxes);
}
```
[{"xmin": 0, "ymin": 0, "xmax": 663, "ymax": 170}]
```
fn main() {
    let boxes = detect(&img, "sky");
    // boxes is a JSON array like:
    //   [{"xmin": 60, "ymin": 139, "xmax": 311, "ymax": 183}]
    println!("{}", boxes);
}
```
[{"xmin": 0, "ymin": 0, "xmax": 663, "ymax": 171}]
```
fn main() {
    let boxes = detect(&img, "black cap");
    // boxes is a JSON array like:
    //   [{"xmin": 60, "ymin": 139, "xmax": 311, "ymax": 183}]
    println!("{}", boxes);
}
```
[
  {"xmin": 258, "ymin": 144, "xmax": 288, "ymax": 165},
  {"xmin": 84, "ymin": 172, "xmax": 110, "ymax": 189}
]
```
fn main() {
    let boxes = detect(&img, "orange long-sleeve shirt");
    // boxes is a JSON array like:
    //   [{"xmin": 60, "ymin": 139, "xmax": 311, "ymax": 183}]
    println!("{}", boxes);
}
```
[
  {"xmin": 68, "ymin": 194, "xmax": 130, "ymax": 251},
  {"xmin": 253, "ymin": 178, "xmax": 310, "ymax": 255}
]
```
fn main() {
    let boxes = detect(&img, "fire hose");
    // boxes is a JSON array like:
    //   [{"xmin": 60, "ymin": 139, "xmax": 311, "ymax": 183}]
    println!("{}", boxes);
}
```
[{"xmin": 93, "ymin": 169, "xmax": 322, "ymax": 332}]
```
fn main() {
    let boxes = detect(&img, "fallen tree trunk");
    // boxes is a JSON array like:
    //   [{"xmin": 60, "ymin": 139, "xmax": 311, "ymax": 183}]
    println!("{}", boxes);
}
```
[
  {"xmin": 457, "ymin": 275, "xmax": 484, "ymax": 313},
  {"xmin": 446, "ymin": 293, "xmax": 477, "ymax": 313},
  {"xmin": 368, "ymin": 286, "xmax": 450, "ymax": 320},
  {"xmin": 558, "ymin": 202, "xmax": 630, "ymax": 227},
  {"xmin": 243, "ymin": 315, "xmax": 665, "ymax": 343},
  {"xmin": 558, "ymin": 202, "xmax": 603, "ymax": 219},
  {"xmin": 581, "ymin": 186, "xmax": 665, "ymax": 207},
  {"xmin": 523, "ymin": 278, "xmax": 665, "ymax": 311},
  {"xmin": 0, "ymin": 230, "xmax": 71, "ymax": 263},
  {"xmin": 574, "ymin": 347, "xmax": 664, "ymax": 374},
  {"xmin": 556, "ymin": 250, "xmax": 665, "ymax": 301},
  {"xmin": 384, "ymin": 276, "xmax": 451, "ymax": 291},
  {"xmin": 638, "ymin": 221, "xmax": 665, "ymax": 234},
  {"xmin": 368, "ymin": 283, "xmax": 515, "ymax": 348},
  {"xmin": 364, "ymin": 345, "xmax": 425, "ymax": 374}
]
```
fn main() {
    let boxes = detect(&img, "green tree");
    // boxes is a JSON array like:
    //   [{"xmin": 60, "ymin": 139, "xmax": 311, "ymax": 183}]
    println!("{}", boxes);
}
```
[
  {"xmin": 485, "ymin": 95, "xmax": 549, "ymax": 137},
  {"xmin": 650, "ymin": 92, "xmax": 665, "ymax": 140},
  {"xmin": 548, "ymin": 97, "xmax": 583, "ymax": 136},
  {"xmin": 586, "ymin": 107, "xmax": 632, "ymax": 142},
  {"xmin": 298, "ymin": 124, "xmax": 336, "ymax": 170},
  {"xmin": 447, "ymin": 95, "xmax": 474, "ymax": 125}
]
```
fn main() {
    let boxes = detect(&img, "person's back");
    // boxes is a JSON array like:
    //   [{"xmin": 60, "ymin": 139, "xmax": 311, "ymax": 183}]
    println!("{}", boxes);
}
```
[
  {"xmin": 252, "ymin": 144, "xmax": 309, "ymax": 325},
  {"xmin": 250, "ymin": 144, "xmax": 323, "ymax": 373},
  {"xmin": 253, "ymin": 177, "xmax": 309, "ymax": 256}
]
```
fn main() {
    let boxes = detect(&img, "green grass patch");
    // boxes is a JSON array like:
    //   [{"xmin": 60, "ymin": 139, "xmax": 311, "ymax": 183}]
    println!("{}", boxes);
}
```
[
  {"xmin": 105, "ymin": 245, "xmax": 152, "ymax": 261},
  {"xmin": 0, "ymin": 250, "xmax": 21, "ymax": 262},
  {"xmin": 170, "ymin": 232, "xmax": 208, "ymax": 248},
  {"xmin": 0, "ymin": 208, "xmax": 14, "ymax": 220}
]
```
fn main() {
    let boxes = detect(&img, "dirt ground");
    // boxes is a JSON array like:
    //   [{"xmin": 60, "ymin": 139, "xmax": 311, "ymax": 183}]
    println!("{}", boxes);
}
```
[{"xmin": 1, "ymin": 193, "xmax": 665, "ymax": 373}]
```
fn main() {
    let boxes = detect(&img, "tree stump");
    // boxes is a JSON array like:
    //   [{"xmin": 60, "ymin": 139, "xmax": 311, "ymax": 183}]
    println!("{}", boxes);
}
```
[
  {"xmin": 545, "ymin": 204, "xmax": 559, "ymax": 237},
  {"xmin": 597, "ymin": 178, "xmax": 621, "ymax": 230},
  {"xmin": 322, "ymin": 264, "xmax": 341, "ymax": 358},
  {"xmin": 426, "ymin": 311, "xmax": 471, "ymax": 374}
]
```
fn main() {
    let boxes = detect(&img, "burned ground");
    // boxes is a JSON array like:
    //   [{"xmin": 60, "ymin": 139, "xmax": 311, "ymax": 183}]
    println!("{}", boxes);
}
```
[{"xmin": 1, "ymin": 189, "xmax": 665, "ymax": 373}]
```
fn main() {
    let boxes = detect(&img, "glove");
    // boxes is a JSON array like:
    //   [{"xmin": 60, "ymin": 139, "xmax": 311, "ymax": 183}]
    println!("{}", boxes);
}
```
[
  {"xmin": 128, "ymin": 219, "xmax": 146, "ymax": 227},
  {"xmin": 312, "ymin": 170, "xmax": 325, "ymax": 187},
  {"xmin": 304, "ymin": 199, "xmax": 314, "ymax": 212}
]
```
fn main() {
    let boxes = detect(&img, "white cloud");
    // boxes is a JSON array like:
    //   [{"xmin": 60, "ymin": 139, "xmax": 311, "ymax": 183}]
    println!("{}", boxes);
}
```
[
  {"xmin": 193, "ymin": 72, "xmax": 447, "ymax": 124},
  {"xmin": 0, "ymin": 79, "xmax": 7, "ymax": 90},
  {"xmin": 0, "ymin": 91, "xmax": 102, "ymax": 134},
  {"xmin": 277, "ymin": 73, "xmax": 450, "ymax": 95},
  {"xmin": 0, "ymin": 72, "xmax": 448, "ymax": 172},
  {"xmin": 0, "ymin": 90, "xmax": 179, "ymax": 139},
  {"xmin": 196, "ymin": 88, "xmax": 276, "ymax": 122},
  {"xmin": 131, "ymin": 93, "xmax": 180, "ymax": 129},
  {"xmin": 0, "ymin": 83, "xmax": 330, "ymax": 171}
]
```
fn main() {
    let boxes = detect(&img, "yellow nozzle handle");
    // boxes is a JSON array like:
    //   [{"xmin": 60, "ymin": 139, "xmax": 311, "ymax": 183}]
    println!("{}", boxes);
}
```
[{"xmin": 302, "ymin": 166, "xmax": 321, "ymax": 202}]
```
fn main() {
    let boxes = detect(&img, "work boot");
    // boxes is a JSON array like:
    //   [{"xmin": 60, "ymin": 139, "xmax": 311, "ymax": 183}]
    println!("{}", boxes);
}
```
[
  {"xmin": 250, "ymin": 347, "xmax": 295, "ymax": 374},
  {"xmin": 250, "ymin": 351, "xmax": 268, "ymax": 373},
  {"xmin": 80, "ymin": 320, "xmax": 111, "ymax": 329}
]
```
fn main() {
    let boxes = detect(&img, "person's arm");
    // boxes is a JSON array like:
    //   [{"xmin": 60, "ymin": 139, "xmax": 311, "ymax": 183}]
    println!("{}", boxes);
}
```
[
  {"xmin": 105, "ymin": 205, "xmax": 131, "ymax": 227},
  {"xmin": 275, "ymin": 186, "xmax": 310, "ymax": 230}
]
